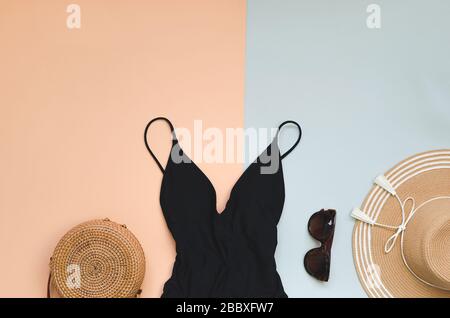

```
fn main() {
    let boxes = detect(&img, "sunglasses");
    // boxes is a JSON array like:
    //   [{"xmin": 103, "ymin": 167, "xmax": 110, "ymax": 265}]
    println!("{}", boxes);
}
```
[{"xmin": 304, "ymin": 209, "xmax": 336, "ymax": 282}]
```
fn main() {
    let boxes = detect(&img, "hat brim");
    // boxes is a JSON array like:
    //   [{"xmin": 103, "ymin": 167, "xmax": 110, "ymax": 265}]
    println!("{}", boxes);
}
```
[{"xmin": 353, "ymin": 149, "xmax": 450, "ymax": 298}]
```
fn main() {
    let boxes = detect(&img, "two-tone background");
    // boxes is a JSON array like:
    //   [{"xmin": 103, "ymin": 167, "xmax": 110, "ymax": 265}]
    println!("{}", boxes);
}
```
[{"xmin": 1, "ymin": 0, "xmax": 449, "ymax": 297}]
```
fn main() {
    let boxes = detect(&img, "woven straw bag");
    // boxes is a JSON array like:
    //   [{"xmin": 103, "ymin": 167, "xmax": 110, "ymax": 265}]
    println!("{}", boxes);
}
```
[{"xmin": 48, "ymin": 218, "xmax": 145, "ymax": 298}]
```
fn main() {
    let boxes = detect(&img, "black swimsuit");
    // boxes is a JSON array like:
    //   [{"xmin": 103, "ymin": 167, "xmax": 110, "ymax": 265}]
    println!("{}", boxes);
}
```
[{"xmin": 144, "ymin": 117, "xmax": 302, "ymax": 298}]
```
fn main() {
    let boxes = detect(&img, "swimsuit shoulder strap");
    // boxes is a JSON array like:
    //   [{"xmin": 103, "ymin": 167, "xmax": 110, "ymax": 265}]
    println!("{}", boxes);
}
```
[
  {"xmin": 276, "ymin": 120, "xmax": 302, "ymax": 160},
  {"xmin": 144, "ymin": 117, "xmax": 177, "ymax": 173}
]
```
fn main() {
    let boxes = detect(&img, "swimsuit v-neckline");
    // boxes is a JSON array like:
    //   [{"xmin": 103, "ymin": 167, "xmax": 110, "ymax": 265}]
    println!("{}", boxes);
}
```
[{"xmin": 144, "ymin": 117, "xmax": 302, "ymax": 215}]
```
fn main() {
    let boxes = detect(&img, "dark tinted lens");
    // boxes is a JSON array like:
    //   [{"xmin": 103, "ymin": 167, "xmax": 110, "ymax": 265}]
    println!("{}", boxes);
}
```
[
  {"xmin": 308, "ymin": 209, "xmax": 336, "ymax": 242},
  {"xmin": 304, "ymin": 248, "xmax": 330, "ymax": 282}
]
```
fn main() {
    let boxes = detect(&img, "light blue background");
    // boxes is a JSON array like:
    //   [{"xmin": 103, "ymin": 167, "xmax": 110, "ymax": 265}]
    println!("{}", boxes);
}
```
[{"xmin": 245, "ymin": 0, "xmax": 450, "ymax": 297}]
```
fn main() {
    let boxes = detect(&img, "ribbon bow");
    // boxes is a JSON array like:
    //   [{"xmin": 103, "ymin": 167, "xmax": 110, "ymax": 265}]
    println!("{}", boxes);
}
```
[
  {"xmin": 383, "ymin": 197, "xmax": 415, "ymax": 253},
  {"xmin": 351, "ymin": 175, "xmax": 417, "ymax": 254}
]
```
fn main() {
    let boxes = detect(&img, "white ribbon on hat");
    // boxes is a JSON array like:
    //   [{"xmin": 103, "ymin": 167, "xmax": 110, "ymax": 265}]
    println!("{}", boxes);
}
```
[{"xmin": 351, "ymin": 175, "xmax": 450, "ymax": 291}]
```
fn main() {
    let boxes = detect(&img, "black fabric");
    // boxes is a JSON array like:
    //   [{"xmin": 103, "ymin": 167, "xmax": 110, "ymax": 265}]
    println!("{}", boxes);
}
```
[{"xmin": 144, "ymin": 117, "xmax": 302, "ymax": 298}]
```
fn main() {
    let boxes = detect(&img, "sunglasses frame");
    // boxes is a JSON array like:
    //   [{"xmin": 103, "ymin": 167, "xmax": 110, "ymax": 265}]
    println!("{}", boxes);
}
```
[{"xmin": 304, "ymin": 209, "xmax": 336, "ymax": 282}]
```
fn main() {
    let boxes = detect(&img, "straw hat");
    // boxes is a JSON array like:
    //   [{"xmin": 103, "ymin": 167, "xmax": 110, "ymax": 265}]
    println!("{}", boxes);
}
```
[{"xmin": 352, "ymin": 149, "xmax": 450, "ymax": 298}]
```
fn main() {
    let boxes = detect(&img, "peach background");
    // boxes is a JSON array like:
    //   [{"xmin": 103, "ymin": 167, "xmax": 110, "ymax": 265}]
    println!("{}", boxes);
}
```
[{"xmin": 0, "ymin": 0, "xmax": 245, "ymax": 297}]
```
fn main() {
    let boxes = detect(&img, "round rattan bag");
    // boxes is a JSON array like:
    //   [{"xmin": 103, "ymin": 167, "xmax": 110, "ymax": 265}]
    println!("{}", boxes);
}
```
[{"xmin": 48, "ymin": 218, "xmax": 145, "ymax": 298}]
